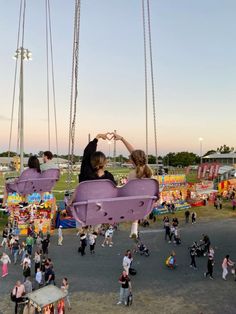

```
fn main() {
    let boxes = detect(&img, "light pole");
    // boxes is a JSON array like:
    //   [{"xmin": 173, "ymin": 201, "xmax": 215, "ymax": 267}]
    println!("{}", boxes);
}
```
[
  {"xmin": 199, "ymin": 137, "xmax": 203, "ymax": 164},
  {"xmin": 14, "ymin": 47, "xmax": 32, "ymax": 173},
  {"xmin": 108, "ymin": 141, "xmax": 111, "ymax": 164}
]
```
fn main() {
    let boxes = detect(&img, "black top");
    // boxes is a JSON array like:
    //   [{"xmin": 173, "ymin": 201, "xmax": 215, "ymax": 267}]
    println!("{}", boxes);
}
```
[
  {"xmin": 79, "ymin": 138, "xmax": 116, "ymax": 184},
  {"xmin": 119, "ymin": 275, "xmax": 130, "ymax": 289}
]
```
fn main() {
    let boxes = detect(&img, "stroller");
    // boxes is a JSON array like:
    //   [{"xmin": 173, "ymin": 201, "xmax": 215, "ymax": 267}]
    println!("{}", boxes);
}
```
[
  {"xmin": 191, "ymin": 242, "xmax": 206, "ymax": 257},
  {"xmin": 136, "ymin": 242, "xmax": 150, "ymax": 257}
]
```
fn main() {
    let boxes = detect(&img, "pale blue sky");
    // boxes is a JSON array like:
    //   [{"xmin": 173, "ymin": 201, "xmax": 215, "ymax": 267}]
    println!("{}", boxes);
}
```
[{"xmin": 0, "ymin": 1, "xmax": 236, "ymax": 157}]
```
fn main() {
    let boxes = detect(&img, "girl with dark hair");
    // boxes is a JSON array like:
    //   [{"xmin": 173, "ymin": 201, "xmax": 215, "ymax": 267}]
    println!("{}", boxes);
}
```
[
  {"xmin": 79, "ymin": 133, "xmax": 116, "ymax": 184},
  {"xmin": 1, "ymin": 156, "xmax": 41, "ymax": 207},
  {"xmin": 27, "ymin": 155, "xmax": 41, "ymax": 172}
]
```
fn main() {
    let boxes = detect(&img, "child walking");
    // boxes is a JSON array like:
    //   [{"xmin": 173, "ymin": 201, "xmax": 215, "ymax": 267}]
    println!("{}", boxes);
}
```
[{"xmin": 1, "ymin": 252, "xmax": 11, "ymax": 277}]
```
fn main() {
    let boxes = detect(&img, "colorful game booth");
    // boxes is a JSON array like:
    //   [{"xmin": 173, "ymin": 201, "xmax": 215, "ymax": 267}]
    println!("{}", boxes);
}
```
[
  {"xmin": 153, "ymin": 175, "xmax": 191, "ymax": 215},
  {"xmin": 5, "ymin": 168, "xmax": 60, "ymax": 235},
  {"xmin": 7, "ymin": 192, "xmax": 56, "ymax": 235}
]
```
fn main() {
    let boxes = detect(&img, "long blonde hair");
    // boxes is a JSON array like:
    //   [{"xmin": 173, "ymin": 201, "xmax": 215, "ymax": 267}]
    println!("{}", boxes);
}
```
[{"xmin": 130, "ymin": 150, "xmax": 152, "ymax": 179}]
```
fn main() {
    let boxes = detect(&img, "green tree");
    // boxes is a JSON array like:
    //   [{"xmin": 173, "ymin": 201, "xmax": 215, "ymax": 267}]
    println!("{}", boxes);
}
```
[
  {"xmin": 217, "ymin": 145, "xmax": 234, "ymax": 154},
  {"xmin": 163, "ymin": 152, "xmax": 198, "ymax": 167}
]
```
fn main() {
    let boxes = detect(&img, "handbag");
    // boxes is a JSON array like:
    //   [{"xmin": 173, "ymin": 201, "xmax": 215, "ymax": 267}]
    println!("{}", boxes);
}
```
[{"xmin": 10, "ymin": 287, "xmax": 17, "ymax": 302}]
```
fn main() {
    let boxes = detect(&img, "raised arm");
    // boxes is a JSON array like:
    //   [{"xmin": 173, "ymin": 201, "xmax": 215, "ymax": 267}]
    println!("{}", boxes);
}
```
[{"xmin": 114, "ymin": 134, "xmax": 134, "ymax": 154}]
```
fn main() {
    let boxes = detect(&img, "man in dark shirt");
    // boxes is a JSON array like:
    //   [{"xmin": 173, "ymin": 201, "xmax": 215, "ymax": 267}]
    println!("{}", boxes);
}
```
[
  {"xmin": 117, "ymin": 270, "xmax": 131, "ymax": 305},
  {"xmin": 41, "ymin": 236, "xmax": 50, "ymax": 256},
  {"xmin": 44, "ymin": 263, "xmax": 55, "ymax": 285}
]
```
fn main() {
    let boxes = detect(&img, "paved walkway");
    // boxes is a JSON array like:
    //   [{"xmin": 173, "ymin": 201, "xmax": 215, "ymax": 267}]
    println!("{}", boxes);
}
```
[{"xmin": 1, "ymin": 218, "xmax": 236, "ymax": 313}]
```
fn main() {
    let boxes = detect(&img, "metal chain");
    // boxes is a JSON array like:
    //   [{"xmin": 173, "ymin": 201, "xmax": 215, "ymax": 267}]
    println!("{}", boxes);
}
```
[
  {"xmin": 47, "ymin": 0, "xmax": 59, "ymax": 162},
  {"xmin": 45, "ymin": 0, "xmax": 51, "ymax": 150},
  {"xmin": 67, "ymin": 0, "xmax": 81, "ymax": 191},
  {"xmin": 142, "ymin": 0, "xmax": 149, "ymax": 159},
  {"xmin": 146, "ymin": 0, "xmax": 158, "ymax": 167}
]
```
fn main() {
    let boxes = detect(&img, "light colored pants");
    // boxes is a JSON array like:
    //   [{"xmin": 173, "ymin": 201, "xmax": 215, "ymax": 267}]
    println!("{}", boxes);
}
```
[
  {"xmin": 130, "ymin": 221, "xmax": 138, "ymax": 237},
  {"xmin": 123, "ymin": 266, "xmax": 129, "ymax": 275},
  {"xmin": 119, "ymin": 287, "xmax": 129, "ymax": 304},
  {"xmin": 1, "ymin": 238, "xmax": 7, "ymax": 248},
  {"xmin": 222, "ymin": 267, "xmax": 228, "ymax": 279},
  {"xmin": 58, "ymin": 236, "xmax": 63, "ymax": 245}
]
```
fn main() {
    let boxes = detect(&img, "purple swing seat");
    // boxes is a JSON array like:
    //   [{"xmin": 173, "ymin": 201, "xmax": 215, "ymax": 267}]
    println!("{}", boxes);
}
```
[
  {"xmin": 70, "ymin": 179, "xmax": 159, "ymax": 225},
  {"xmin": 6, "ymin": 169, "xmax": 60, "ymax": 195}
]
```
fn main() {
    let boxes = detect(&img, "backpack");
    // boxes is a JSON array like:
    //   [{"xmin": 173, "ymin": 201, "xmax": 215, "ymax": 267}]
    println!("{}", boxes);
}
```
[{"xmin": 129, "ymin": 268, "xmax": 137, "ymax": 276}]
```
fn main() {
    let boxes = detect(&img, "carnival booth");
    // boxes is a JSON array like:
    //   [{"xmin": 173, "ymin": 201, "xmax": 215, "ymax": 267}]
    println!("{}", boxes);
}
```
[
  {"xmin": 218, "ymin": 178, "xmax": 236, "ymax": 197},
  {"xmin": 187, "ymin": 181, "xmax": 218, "ymax": 207},
  {"xmin": 153, "ymin": 175, "xmax": 191, "ymax": 215},
  {"xmin": 6, "ymin": 169, "xmax": 59, "ymax": 235},
  {"xmin": 25, "ymin": 285, "xmax": 67, "ymax": 313}
]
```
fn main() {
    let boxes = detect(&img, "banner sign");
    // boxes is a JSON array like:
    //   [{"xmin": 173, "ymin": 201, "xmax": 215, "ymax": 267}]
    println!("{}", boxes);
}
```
[{"xmin": 157, "ymin": 175, "xmax": 186, "ymax": 186}]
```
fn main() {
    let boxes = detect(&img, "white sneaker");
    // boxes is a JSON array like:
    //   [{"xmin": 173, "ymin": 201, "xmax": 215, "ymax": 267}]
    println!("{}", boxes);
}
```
[
  {"xmin": 116, "ymin": 301, "xmax": 122, "ymax": 305},
  {"xmin": 101, "ymin": 244, "xmax": 105, "ymax": 247}
]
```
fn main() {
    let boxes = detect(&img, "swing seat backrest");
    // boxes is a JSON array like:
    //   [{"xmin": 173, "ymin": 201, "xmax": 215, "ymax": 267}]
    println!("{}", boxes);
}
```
[
  {"xmin": 6, "ymin": 169, "xmax": 60, "ymax": 195},
  {"xmin": 71, "ymin": 178, "xmax": 159, "ymax": 225}
]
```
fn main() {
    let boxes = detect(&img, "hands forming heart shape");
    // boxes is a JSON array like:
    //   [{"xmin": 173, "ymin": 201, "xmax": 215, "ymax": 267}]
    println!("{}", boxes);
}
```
[{"xmin": 106, "ymin": 132, "xmax": 114, "ymax": 141}]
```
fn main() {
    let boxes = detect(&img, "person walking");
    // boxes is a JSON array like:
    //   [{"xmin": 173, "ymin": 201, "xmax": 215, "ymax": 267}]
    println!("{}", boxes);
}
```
[
  {"xmin": 191, "ymin": 212, "xmax": 197, "ymax": 224},
  {"xmin": 12, "ymin": 281, "xmax": 25, "ymax": 314},
  {"xmin": 189, "ymin": 244, "xmax": 197, "ymax": 270},
  {"xmin": 0, "ymin": 252, "xmax": 11, "ymax": 277},
  {"xmin": 26, "ymin": 234, "xmax": 34, "ymax": 256},
  {"xmin": 184, "ymin": 210, "xmax": 190, "ymax": 223},
  {"xmin": 78, "ymin": 233, "xmax": 87, "ymax": 256},
  {"xmin": 34, "ymin": 250, "xmax": 41, "ymax": 274},
  {"xmin": 117, "ymin": 270, "xmax": 132, "ymax": 306},
  {"xmin": 88, "ymin": 232, "xmax": 97, "ymax": 254},
  {"xmin": 61, "ymin": 277, "xmax": 71, "ymax": 310},
  {"xmin": 23, "ymin": 261, "xmax": 31, "ymax": 282},
  {"xmin": 222, "ymin": 255, "xmax": 234, "ymax": 280},
  {"xmin": 122, "ymin": 250, "xmax": 133, "ymax": 275},
  {"xmin": 204, "ymin": 255, "xmax": 214, "ymax": 279},
  {"xmin": 1, "ymin": 226, "xmax": 9, "ymax": 248},
  {"xmin": 44, "ymin": 263, "xmax": 55, "ymax": 285},
  {"xmin": 12, "ymin": 238, "xmax": 20, "ymax": 264},
  {"xmin": 41, "ymin": 235, "xmax": 50, "ymax": 257},
  {"xmin": 58, "ymin": 226, "xmax": 63, "ymax": 246},
  {"xmin": 35, "ymin": 267, "xmax": 43, "ymax": 289}
]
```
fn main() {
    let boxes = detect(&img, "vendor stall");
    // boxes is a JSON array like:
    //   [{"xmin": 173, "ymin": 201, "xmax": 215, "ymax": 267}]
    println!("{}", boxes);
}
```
[
  {"xmin": 25, "ymin": 285, "xmax": 67, "ymax": 313},
  {"xmin": 153, "ymin": 175, "xmax": 191, "ymax": 214},
  {"xmin": 187, "ymin": 181, "xmax": 218, "ymax": 207},
  {"xmin": 7, "ymin": 192, "xmax": 56, "ymax": 235}
]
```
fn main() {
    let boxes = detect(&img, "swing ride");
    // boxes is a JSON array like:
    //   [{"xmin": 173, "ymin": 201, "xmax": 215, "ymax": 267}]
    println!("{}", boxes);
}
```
[{"xmin": 4, "ymin": 0, "xmax": 159, "ymax": 235}]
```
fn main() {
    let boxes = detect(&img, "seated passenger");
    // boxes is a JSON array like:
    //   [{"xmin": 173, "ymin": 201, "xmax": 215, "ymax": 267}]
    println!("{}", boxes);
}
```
[
  {"xmin": 2, "ymin": 155, "xmax": 41, "ymax": 207},
  {"xmin": 68, "ymin": 133, "xmax": 116, "ymax": 206},
  {"xmin": 40, "ymin": 151, "xmax": 59, "ymax": 172},
  {"xmin": 79, "ymin": 133, "xmax": 116, "ymax": 184}
]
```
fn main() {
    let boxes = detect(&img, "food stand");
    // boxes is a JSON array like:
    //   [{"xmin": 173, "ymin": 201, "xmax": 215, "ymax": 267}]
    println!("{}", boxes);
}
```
[{"xmin": 26, "ymin": 285, "xmax": 67, "ymax": 313}]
